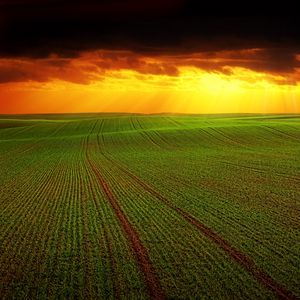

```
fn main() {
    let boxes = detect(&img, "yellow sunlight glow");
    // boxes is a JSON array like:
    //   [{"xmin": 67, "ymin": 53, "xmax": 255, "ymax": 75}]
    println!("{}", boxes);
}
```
[{"xmin": 0, "ymin": 65, "xmax": 299, "ymax": 114}]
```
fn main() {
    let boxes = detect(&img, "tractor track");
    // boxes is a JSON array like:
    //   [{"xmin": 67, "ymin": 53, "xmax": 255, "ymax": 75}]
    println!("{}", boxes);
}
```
[
  {"xmin": 86, "ymin": 136, "xmax": 165, "ymax": 300},
  {"xmin": 97, "ymin": 142, "xmax": 297, "ymax": 300}
]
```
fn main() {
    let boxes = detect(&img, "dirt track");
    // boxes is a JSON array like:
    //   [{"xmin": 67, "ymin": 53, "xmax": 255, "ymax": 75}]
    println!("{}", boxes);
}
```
[
  {"xmin": 86, "ymin": 152, "xmax": 165, "ymax": 300},
  {"xmin": 103, "ymin": 153, "xmax": 297, "ymax": 300}
]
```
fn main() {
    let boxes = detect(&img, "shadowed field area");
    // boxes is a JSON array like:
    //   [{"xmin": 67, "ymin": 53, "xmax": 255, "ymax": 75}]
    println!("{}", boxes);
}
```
[{"xmin": 0, "ymin": 113, "xmax": 299, "ymax": 299}]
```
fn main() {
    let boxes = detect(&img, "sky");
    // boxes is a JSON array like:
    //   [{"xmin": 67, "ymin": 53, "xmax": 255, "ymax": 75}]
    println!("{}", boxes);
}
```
[{"xmin": 1, "ymin": 0, "xmax": 300, "ymax": 114}]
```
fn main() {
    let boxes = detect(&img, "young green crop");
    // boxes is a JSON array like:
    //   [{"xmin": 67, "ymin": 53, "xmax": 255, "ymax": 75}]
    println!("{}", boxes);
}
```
[{"xmin": 0, "ymin": 113, "xmax": 299, "ymax": 299}]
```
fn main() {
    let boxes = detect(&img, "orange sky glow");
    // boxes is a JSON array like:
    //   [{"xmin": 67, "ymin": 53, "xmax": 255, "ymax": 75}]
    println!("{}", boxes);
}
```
[{"xmin": 1, "ymin": 49, "xmax": 300, "ymax": 114}]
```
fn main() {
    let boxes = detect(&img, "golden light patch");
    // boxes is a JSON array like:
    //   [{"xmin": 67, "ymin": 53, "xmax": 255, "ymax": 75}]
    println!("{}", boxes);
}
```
[{"xmin": 0, "ymin": 51, "xmax": 299, "ymax": 114}]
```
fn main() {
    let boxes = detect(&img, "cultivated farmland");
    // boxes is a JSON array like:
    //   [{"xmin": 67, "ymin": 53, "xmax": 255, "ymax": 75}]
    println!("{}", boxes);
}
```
[{"xmin": 0, "ymin": 114, "xmax": 299, "ymax": 299}]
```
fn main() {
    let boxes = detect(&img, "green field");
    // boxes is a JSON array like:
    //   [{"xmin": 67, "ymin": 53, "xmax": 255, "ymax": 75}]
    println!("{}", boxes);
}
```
[{"xmin": 0, "ymin": 113, "xmax": 299, "ymax": 299}]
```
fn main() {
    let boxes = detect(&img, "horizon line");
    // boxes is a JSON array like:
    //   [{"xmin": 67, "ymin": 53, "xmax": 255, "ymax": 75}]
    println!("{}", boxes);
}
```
[{"xmin": 1, "ymin": 112, "xmax": 300, "ymax": 117}]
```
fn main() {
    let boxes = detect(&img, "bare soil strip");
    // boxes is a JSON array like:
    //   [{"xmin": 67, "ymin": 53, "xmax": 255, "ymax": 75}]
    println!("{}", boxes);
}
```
[
  {"xmin": 86, "ymin": 152, "xmax": 165, "ymax": 300},
  {"xmin": 103, "ymin": 154, "xmax": 297, "ymax": 300}
]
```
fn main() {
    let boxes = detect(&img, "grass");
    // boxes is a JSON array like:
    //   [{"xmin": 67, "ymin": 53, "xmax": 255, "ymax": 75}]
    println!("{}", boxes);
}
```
[{"xmin": 0, "ymin": 113, "xmax": 299, "ymax": 299}]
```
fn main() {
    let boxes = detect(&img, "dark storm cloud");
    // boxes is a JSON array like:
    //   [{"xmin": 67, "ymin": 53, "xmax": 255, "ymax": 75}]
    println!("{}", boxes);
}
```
[
  {"xmin": 1, "ymin": 0, "xmax": 300, "ymax": 56},
  {"xmin": 0, "ymin": 0, "xmax": 185, "ymax": 57},
  {"xmin": 0, "ymin": 57, "xmax": 98, "ymax": 84},
  {"xmin": 176, "ymin": 48, "xmax": 300, "ymax": 75},
  {"xmin": 0, "ymin": 0, "xmax": 300, "ymax": 79},
  {"xmin": 0, "ymin": 51, "xmax": 181, "ymax": 84}
]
